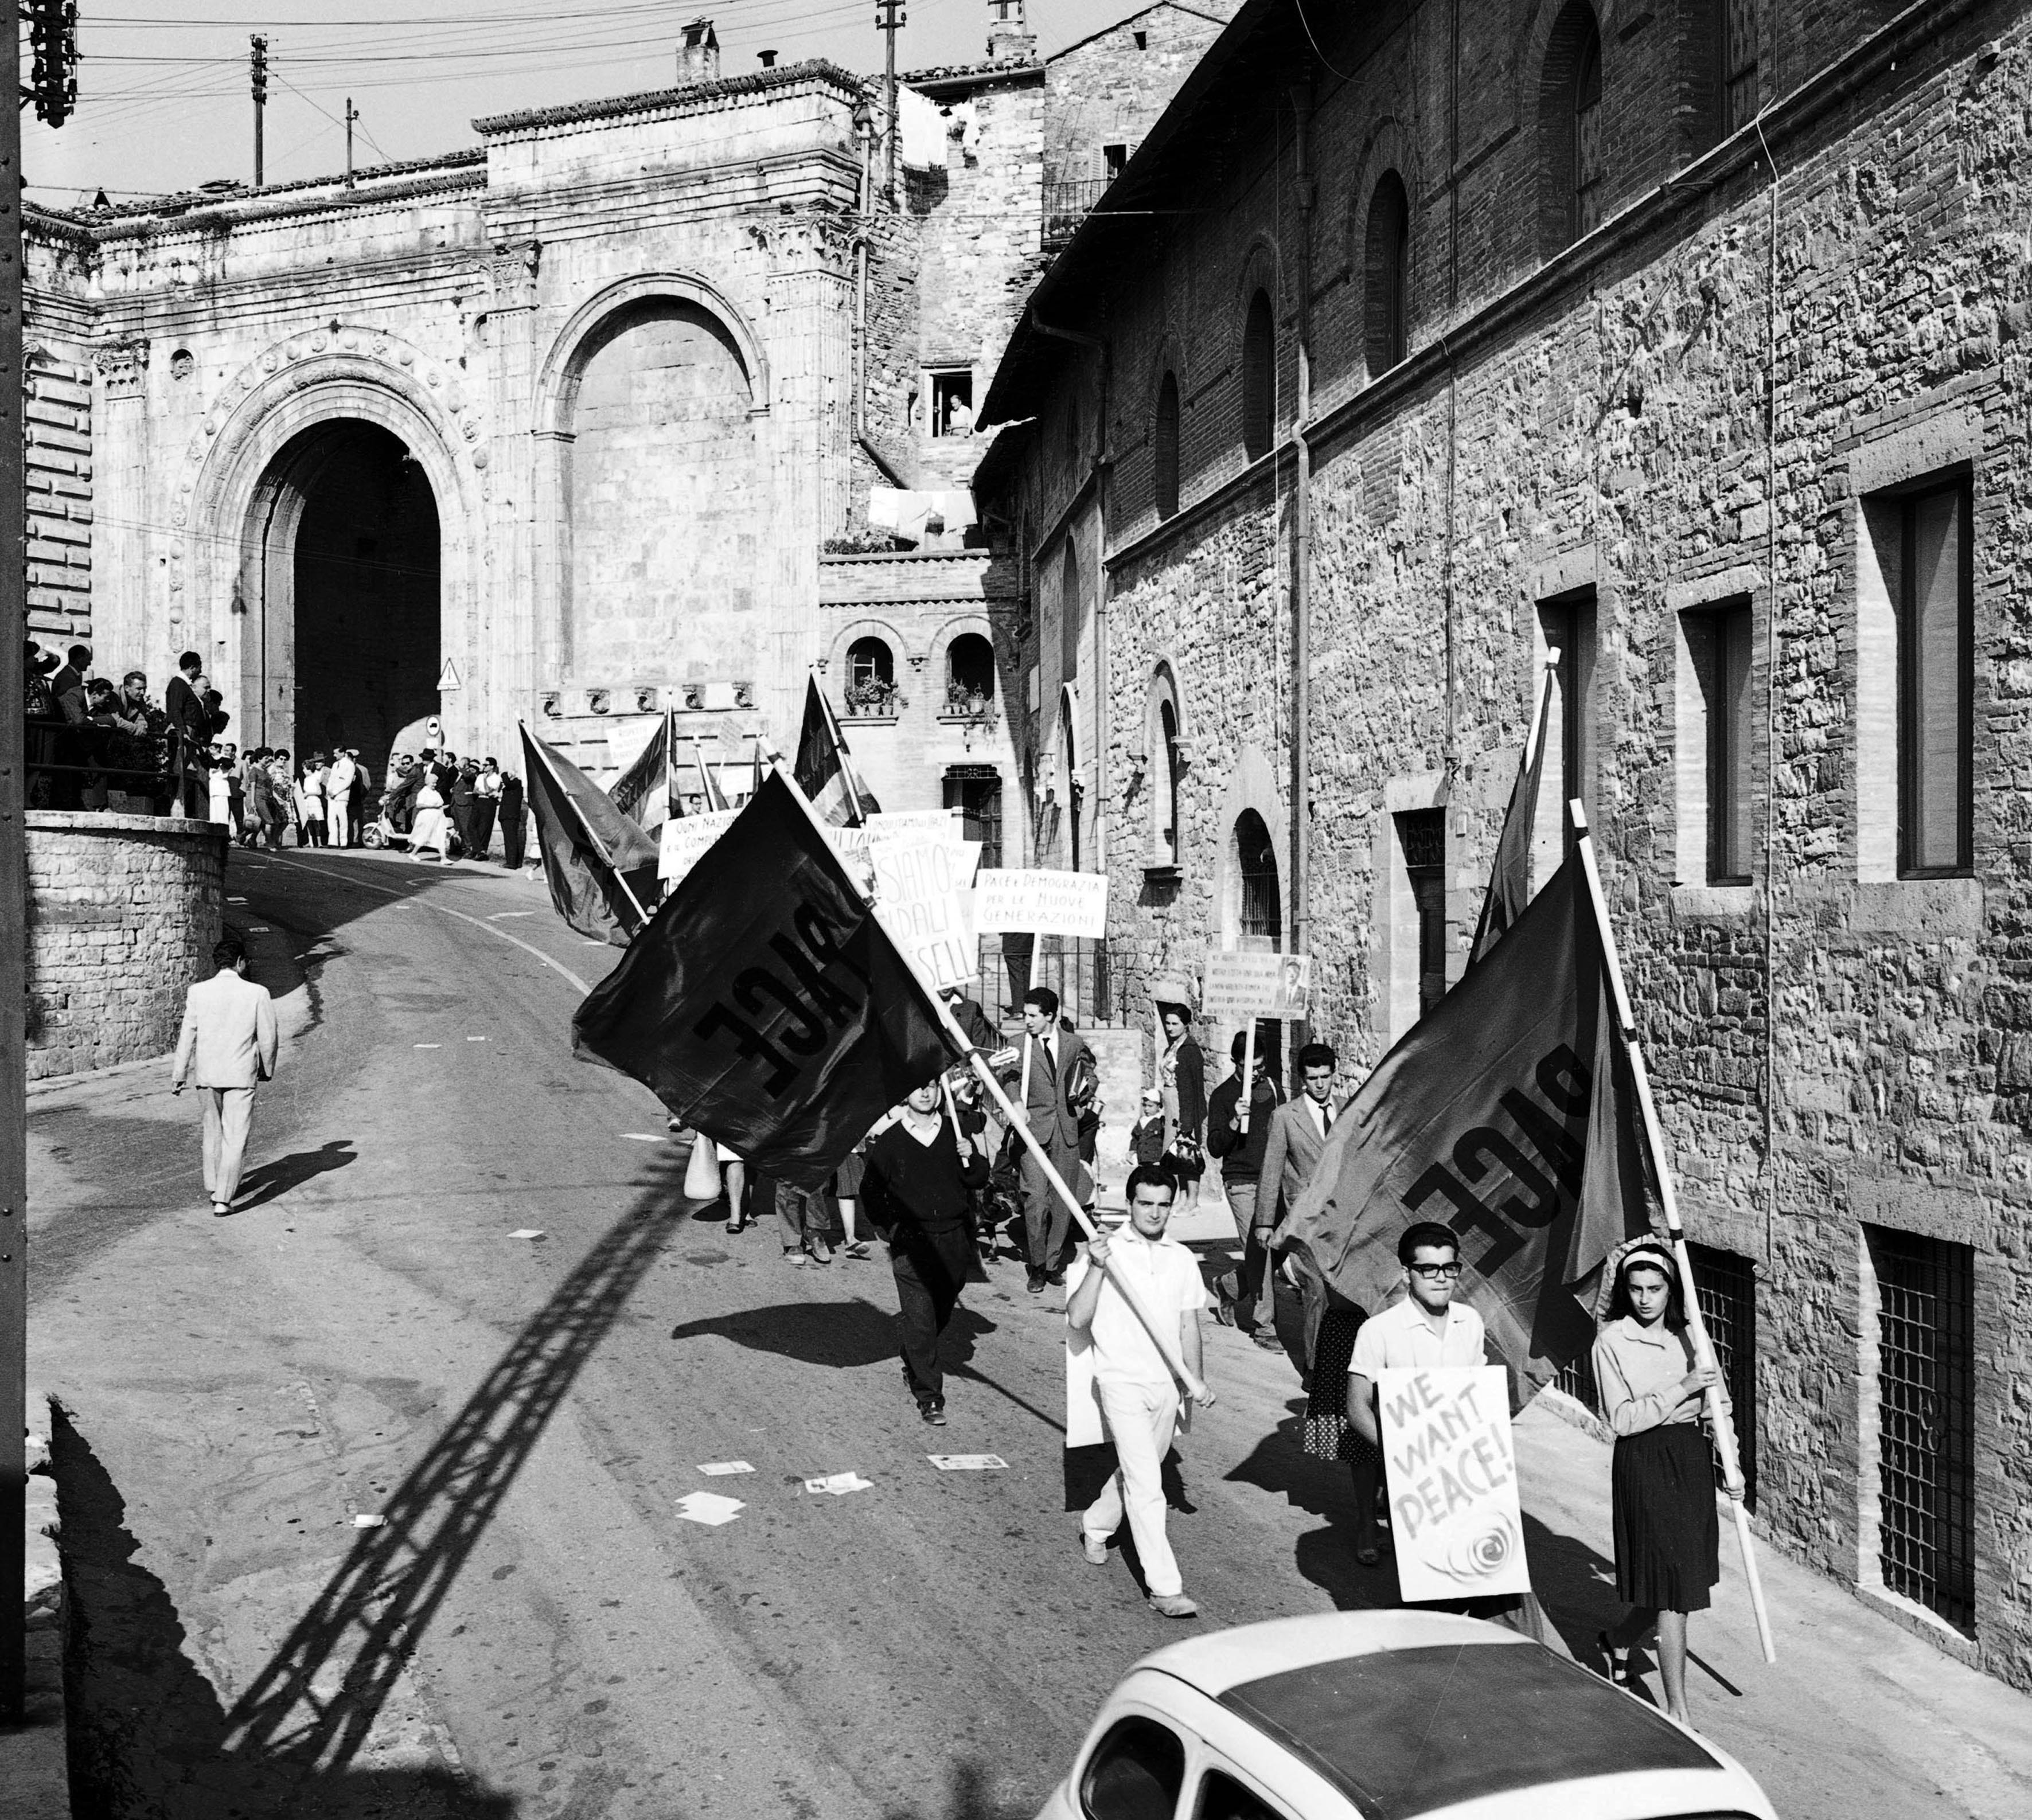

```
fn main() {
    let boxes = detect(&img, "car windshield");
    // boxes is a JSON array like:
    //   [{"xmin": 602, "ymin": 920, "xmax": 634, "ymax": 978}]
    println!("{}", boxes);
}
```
[{"xmin": 1217, "ymin": 1643, "xmax": 1719, "ymax": 1819}]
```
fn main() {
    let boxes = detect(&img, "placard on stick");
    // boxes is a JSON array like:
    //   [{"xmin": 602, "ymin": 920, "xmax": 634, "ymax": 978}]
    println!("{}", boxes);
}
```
[
  {"xmin": 658, "ymin": 807, "xmax": 740, "ymax": 884},
  {"xmin": 871, "ymin": 837, "xmax": 981, "ymax": 993},
  {"xmin": 1375, "ymin": 1366, "xmax": 1531, "ymax": 1603},
  {"xmin": 973, "ymin": 867, "xmax": 1109, "ymax": 939},
  {"xmin": 1202, "ymin": 950, "xmax": 1313, "ymax": 1022}
]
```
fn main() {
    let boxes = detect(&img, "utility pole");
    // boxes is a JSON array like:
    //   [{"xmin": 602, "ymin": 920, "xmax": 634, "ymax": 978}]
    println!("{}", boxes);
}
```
[
  {"xmin": 2, "ymin": 0, "xmax": 31, "ymax": 1730},
  {"xmin": 875, "ymin": 0, "xmax": 903, "ymax": 202},
  {"xmin": 345, "ymin": 97, "xmax": 357, "ymax": 188},
  {"xmin": 251, "ymin": 35, "xmax": 268, "ymax": 186}
]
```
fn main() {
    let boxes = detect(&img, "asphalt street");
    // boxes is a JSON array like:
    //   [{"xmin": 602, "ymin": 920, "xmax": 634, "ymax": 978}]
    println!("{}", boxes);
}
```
[{"xmin": 24, "ymin": 850, "xmax": 2032, "ymax": 1819}]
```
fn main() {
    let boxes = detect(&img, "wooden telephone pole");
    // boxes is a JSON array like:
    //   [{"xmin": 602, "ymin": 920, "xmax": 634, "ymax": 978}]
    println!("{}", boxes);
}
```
[
  {"xmin": 251, "ymin": 36, "xmax": 268, "ymax": 186},
  {"xmin": 875, "ymin": 0, "xmax": 903, "ymax": 201}
]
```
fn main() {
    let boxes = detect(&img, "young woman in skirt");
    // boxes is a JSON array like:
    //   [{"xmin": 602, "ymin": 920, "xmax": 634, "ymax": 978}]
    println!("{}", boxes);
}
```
[{"xmin": 1592, "ymin": 1239, "xmax": 1726, "ymax": 1727}]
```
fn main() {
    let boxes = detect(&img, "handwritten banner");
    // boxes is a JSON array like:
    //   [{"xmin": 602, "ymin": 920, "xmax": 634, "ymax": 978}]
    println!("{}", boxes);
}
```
[
  {"xmin": 866, "ymin": 810, "xmax": 962, "ymax": 845},
  {"xmin": 871, "ymin": 837, "xmax": 982, "ymax": 992},
  {"xmin": 1375, "ymin": 1366, "xmax": 1531, "ymax": 1603},
  {"xmin": 657, "ymin": 808, "xmax": 740, "ymax": 884},
  {"xmin": 1201, "ymin": 951, "xmax": 1313, "ymax": 1022},
  {"xmin": 973, "ymin": 868, "xmax": 1109, "ymax": 939}
]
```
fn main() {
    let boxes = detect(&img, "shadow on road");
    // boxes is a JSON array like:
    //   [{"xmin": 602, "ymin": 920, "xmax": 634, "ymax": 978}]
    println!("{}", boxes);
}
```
[
  {"xmin": 231, "ymin": 1139, "xmax": 358, "ymax": 1212},
  {"xmin": 668, "ymin": 1294, "xmax": 1002, "ymax": 1373},
  {"xmin": 56, "ymin": 1152, "xmax": 701, "ymax": 1814},
  {"xmin": 884, "ymin": 1757, "xmax": 1033, "ymax": 1820}
]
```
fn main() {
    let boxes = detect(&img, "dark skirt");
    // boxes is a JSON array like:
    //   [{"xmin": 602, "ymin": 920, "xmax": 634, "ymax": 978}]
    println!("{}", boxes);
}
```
[
  {"xmin": 1611, "ymin": 1423, "xmax": 1720, "ymax": 1612},
  {"xmin": 1302, "ymin": 1310, "xmax": 1381, "ymax": 1468}
]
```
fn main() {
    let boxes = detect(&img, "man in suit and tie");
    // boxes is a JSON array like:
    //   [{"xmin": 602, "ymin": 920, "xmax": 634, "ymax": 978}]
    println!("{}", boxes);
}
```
[
  {"xmin": 163, "ymin": 650, "xmax": 213, "ymax": 818},
  {"xmin": 171, "ymin": 939, "xmax": 280, "ymax": 1216},
  {"xmin": 999, "ymin": 985, "xmax": 1094, "ymax": 1294}
]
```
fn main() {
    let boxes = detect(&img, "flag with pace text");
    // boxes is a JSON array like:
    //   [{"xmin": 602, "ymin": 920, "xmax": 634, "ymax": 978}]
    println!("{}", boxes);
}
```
[
  {"xmin": 1278, "ymin": 855, "xmax": 1657, "ymax": 1403},
  {"xmin": 572, "ymin": 772, "xmax": 954, "ymax": 1188},
  {"xmin": 520, "ymin": 725, "xmax": 661, "ymax": 947}
]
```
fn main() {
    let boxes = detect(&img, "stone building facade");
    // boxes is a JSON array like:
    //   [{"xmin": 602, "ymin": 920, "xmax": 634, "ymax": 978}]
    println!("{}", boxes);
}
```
[{"xmin": 976, "ymin": 0, "xmax": 2032, "ymax": 1686}]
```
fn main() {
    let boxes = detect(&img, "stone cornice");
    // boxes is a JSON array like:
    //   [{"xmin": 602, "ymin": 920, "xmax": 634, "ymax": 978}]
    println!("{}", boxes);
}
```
[{"xmin": 474, "ymin": 58, "xmax": 863, "ymax": 137}]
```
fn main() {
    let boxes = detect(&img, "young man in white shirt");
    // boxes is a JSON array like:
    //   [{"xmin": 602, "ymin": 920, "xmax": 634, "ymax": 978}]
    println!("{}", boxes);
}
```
[
  {"xmin": 1067, "ymin": 1165, "xmax": 1216, "ymax": 1618},
  {"xmin": 1345, "ymin": 1221, "xmax": 1485, "ymax": 1564}
]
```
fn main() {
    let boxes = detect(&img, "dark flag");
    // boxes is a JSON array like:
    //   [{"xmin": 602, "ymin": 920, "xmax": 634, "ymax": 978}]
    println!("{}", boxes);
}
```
[
  {"xmin": 1471, "ymin": 663, "xmax": 1555, "ymax": 963},
  {"xmin": 691, "ymin": 736, "xmax": 730, "ymax": 813},
  {"xmin": 793, "ymin": 673, "xmax": 879, "ymax": 826},
  {"xmin": 1278, "ymin": 853, "xmax": 1656, "ymax": 1403},
  {"xmin": 608, "ymin": 710, "xmax": 673, "ymax": 831},
  {"xmin": 519, "ymin": 724, "xmax": 661, "ymax": 948},
  {"xmin": 572, "ymin": 770, "xmax": 954, "ymax": 1188}
]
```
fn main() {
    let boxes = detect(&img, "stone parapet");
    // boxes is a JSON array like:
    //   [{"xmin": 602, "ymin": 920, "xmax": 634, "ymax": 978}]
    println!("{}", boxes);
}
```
[{"xmin": 25, "ymin": 811, "xmax": 226, "ymax": 1080}]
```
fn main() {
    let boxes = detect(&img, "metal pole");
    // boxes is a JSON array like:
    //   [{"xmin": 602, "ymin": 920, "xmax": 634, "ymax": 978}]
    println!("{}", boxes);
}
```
[
  {"xmin": 251, "ymin": 36, "xmax": 268, "ymax": 187},
  {"xmin": 0, "ymin": 0, "xmax": 29, "ymax": 1720},
  {"xmin": 345, "ymin": 97, "xmax": 357, "ymax": 189},
  {"xmin": 1569, "ymin": 800, "xmax": 1777, "ymax": 1663},
  {"xmin": 877, "ymin": 0, "xmax": 902, "ymax": 202}
]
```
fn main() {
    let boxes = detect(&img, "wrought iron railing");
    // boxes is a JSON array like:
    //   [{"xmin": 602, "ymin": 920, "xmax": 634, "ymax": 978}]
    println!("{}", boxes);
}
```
[{"xmin": 1043, "ymin": 177, "xmax": 1110, "ymax": 247}]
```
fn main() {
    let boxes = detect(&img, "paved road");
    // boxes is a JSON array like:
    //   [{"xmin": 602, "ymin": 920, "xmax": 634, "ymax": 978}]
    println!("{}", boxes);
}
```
[{"xmin": 25, "ymin": 852, "xmax": 2032, "ymax": 1819}]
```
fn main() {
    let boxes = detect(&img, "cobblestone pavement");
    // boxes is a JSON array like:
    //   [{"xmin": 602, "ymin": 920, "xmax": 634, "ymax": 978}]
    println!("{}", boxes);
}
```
[{"xmin": 21, "ymin": 850, "xmax": 2032, "ymax": 1818}]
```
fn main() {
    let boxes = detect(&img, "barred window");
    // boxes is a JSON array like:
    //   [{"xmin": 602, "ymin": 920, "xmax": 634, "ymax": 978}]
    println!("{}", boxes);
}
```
[
  {"xmin": 1235, "ymin": 810, "xmax": 1280, "ymax": 944},
  {"xmin": 1364, "ymin": 170, "xmax": 1410, "ymax": 377}
]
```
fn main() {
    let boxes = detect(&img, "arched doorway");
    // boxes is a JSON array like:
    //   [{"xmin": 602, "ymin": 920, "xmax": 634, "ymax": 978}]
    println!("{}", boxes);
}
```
[{"xmin": 247, "ymin": 420, "xmax": 442, "ymax": 783}]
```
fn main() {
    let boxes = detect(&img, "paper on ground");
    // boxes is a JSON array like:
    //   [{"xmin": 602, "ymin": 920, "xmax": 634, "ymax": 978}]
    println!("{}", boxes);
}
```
[
  {"xmin": 697, "ymin": 1461, "xmax": 755, "ymax": 1477},
  {"xmin": 804, "ymin": 1472, "xmax": 873, "ymax": 1496},
  {"xmin": 508, "ymin": 1229, "xmax": 545, "ymax": 1241},
  {"xmin": 676, "ymin": 1491, "xmax": 746, "ymax": 1526},
  {"xmin": 352, "ymin": 1514, "xmax": 387, "ymax": 1529},
  {"xmin": 927, "ymin": 1455, "xmax": 1008, "ymax": 1471}
]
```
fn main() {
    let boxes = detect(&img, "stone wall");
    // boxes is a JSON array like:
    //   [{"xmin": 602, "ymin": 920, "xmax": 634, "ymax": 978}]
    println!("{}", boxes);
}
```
[
  {"xmin": 25, "ymin": 814, "xmax": 227, "ymax": 1080},
  {"xmin": 981, "ymin": 0, "xmax": 2032, "ymax": 1688}
]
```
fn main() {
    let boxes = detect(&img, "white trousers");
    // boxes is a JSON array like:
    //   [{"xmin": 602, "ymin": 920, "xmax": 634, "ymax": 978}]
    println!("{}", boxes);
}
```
[
  {"xmin": 326, "ymin": 797, "xmax": 351, "ymax": 845},
  {"xmin": 201, "ymin": 1087, "xmax": 257, "ymax": 1205},
  {"xmin": 1082, "ymin": 1377, "xmax": 1184, "ymax": 1598}
]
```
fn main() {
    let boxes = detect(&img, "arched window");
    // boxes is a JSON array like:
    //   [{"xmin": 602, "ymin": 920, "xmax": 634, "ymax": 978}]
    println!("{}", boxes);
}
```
[
  {"xmin": 1059, "ymin": 538, "xmax": 1083, "ymax": 685},
  {"xmin": 1538, "ymin": 3, "xmax": 1604, "ymax": 258},
  {"xmin": 1152, "ymin": 370, "xmax": 1181, "ymax": 520},
  {"xmin": 1234, "ymin": 810, "xmax": 1281, "ymax": 946},
  {"xmin": 1364, "ymin": 170, "xmax": 1410, "ymax": 377},
  {"xmin": 1241, "ymin": 288, "xmax": 1275, "ymax": 462},
  {"xmin": 845, "ymin": 635, "xmax": 896, "ymax": 716},
  {"xmin": 946, "ymin": 631, "xmax": 996, "ymax": 712}
]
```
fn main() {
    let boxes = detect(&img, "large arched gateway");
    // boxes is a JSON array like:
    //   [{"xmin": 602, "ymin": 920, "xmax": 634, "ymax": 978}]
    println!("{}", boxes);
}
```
[{"xmin": 244, "ymin": 420, "xmax": 442, "ymax": 782}]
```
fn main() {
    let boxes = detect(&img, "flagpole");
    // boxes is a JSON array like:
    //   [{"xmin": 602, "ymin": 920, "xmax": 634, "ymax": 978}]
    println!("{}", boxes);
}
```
[
  {"xmin": 692, "ymin": 736, "xmax": 727, "ymax": 813},
  {"xmin": 664, "ymin": 706, "xmax": 679, "ymax": 821},
  {"xmin": 769, "ymin": 760, "xmax": 1207, "ymax": 1400},
  {"xmin": 1471, "ymin": 650, "xmax": 1561, "ymax": 959},
  {"xmin": 520, "ymin": 720, "xmax": 655, "ymax": 932},
  {"xmin": 1569, "ymin": 799, "xmax": 1777, "ymax": 1665}
]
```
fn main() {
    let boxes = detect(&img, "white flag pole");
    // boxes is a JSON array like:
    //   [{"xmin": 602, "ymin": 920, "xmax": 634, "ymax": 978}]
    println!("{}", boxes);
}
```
[
  {"xmin": 770, "ymin": 759, "xmax": 1206, "ymax": 1400},
  {"xmin": 1238, "ymin": 1016, "xmax": 1258, "ymax": 1136},
  {"xmin": 519, "ymin": 720, "xmax": 653, "ymax": 931},
  {"xmin": 1569, "ymin": 798, "xmax": 1776, "ymax": 1664}
]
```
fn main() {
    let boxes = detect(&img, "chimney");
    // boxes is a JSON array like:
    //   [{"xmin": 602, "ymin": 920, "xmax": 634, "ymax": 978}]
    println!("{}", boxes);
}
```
[
  {"xmin": 758, "ymin": 48, "xmax": 777, "ymax": 68},
  {"xmin": 986, "ymin": 0, "xmax": 1035, "ymax": 63},
  {"xmin": 678, "ymin": 18, "xmax": 720, "ymax": 85}
]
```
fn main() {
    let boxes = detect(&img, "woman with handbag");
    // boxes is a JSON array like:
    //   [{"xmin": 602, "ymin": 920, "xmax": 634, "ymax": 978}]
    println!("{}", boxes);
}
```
[{"xmin": 1154, "ymin": 995, "xmax": 1207, "ymax": 1208}]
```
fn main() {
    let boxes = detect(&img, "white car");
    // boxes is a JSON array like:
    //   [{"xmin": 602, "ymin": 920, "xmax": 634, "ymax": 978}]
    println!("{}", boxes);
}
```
[{"xmin": 1036, "ymin": 1610, "xmax": 1779, "ymax": 1820}]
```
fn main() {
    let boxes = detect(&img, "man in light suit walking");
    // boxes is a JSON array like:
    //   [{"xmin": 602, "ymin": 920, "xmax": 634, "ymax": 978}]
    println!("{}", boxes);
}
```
[
  {"xmin": 1250, "ymin": 1041, "xmax": 1343, "ymax": 1348},
  {"xmin": 171, "ymin": 939, "xmax": 280, "ymax": 1216}
]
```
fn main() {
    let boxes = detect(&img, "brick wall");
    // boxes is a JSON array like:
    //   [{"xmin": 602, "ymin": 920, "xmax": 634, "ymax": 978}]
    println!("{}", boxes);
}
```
[
  {"xmin": 981, "ymin": 0, "xmax": 2032, "ymax": 1686},
  {"xmin": 25, "ymin": 348, "xmax": 93, "ymax": 645},
  {"xmin": 25, "ymin": 814, "xmax": 227, "ymax": 1079}
]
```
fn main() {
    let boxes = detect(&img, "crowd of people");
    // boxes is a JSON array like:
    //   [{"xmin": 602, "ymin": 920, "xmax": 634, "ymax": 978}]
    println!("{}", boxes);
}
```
[
  {"xmin": 698, "ymin": 979, "xmax": 1729, "ymax": 1706},
  {"xmin": 25, "ymin": 642, "xmax": 228, "ymax": 816}
]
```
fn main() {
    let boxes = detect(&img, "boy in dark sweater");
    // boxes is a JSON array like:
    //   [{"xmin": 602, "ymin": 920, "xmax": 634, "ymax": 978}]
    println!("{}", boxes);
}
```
[{"xmin": 1204, "ymin": 1025, "xmax": 1284, "ymax": 1340}]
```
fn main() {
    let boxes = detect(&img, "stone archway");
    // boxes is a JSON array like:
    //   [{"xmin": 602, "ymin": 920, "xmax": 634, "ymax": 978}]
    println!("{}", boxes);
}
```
[{"xmin": 181, "ymin": 340, "xmax": 483, "ymax": 766}]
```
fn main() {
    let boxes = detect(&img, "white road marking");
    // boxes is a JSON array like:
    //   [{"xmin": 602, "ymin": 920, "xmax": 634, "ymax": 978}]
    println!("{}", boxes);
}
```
[
  {"xmin": 466, "ymin": 1036, "xmax": 486, "ymax": 1042},
  {"xmin": 414, "ymin": 1043, "xmax": 442, "ymax": 1050},
  {"xmin": 256, "ymin": 853, "xmax": 593, "ymax": 993},
  {"xmin": 621, "ymin": 1132, "xmax": 662, "ymax": 1142},
  {"xmin": 488, "ymin": 911, "xmax": 535, "ymax": 920}
]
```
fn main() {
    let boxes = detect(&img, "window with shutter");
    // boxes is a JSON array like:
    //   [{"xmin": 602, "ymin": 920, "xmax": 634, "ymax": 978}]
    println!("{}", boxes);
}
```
[
  {"xmin": 1898, "ymin": 480, "xmax": 1973, "ymax": 876},
  {"xmin": 1574, "ymin": 30, "xmax": 1603, "ymax": 237},
  {"xmin": 1241, "ymin": 288, "xmax": 1274, "ymax": 461},
  {"xmin": 1153, "ymin": 371, "xmax": 1180, "ymax": 519}
]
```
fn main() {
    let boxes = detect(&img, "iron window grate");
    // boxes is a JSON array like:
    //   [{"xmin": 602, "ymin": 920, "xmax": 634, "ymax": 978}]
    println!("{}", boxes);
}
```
[
  {"xmin": 1690, "ymin": 1245, "xmax": 1757, "ymax": 1510},
  {"xmin": 1870, "ymin": 1228, "xmax": 1976, "ymax": 1632}
]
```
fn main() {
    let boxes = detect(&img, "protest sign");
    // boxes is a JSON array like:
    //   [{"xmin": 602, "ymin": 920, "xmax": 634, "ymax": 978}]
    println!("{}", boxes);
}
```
[
  {"xmin": 973, "ymin": 867, "xmax": 1109, "ymax": 939},
  {"xmin": 872, "ymin": 837, "xmax": 982, "ymax": 991},
  {"xmin": 1201, "ymin": 950, "xmax": 1312, "ymax": 1022},
  {"xmin": 866, "ymin": 809, "xmax": 962, "ymax": 845},
  {"xmin": 1375, "ymin": 1366, "xmax": 1531, "ymax": 1603},
  {"xmin": 657, "ymin": 808, "xmax": 740, "ymax": 884}
]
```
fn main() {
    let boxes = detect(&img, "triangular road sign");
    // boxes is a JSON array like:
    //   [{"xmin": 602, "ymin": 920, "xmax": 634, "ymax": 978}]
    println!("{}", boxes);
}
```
[{"xmin": 438, "ymin": 658, "xmax": 463, "ymax": 692}]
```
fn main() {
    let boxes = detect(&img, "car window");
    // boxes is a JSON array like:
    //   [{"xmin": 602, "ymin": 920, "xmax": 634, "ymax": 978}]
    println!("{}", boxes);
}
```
[
  {"xmin": 1081, "ymin": 1716, "xmax": 1188, "ymax": 1820},
  {"xmin": 1194, "ymin": 1767, "xmax": 1285, "ymax": 1820}
]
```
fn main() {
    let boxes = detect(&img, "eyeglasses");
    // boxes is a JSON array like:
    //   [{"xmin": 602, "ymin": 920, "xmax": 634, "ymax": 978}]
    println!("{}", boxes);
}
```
[{"xmin": 1408, "ymin": 1262, "xmax": 1462, "ymax": 1279}]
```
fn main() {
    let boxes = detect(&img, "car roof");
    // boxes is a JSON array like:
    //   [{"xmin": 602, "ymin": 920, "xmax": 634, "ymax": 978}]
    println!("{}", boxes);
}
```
[
  {"xmin": 1136, "ymin": 1610, "xmax": 1519, "ymax": 1696},
  {"xmin": 1205, "ymin": 1637, "xmax": 1722, "ymax": 1820}
]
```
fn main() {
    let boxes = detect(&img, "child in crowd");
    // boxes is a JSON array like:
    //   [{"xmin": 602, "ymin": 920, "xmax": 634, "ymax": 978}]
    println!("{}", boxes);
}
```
[{"xmin": 1130, "ymin": 1087, "xmax": 1168, "ymax": 1170}]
